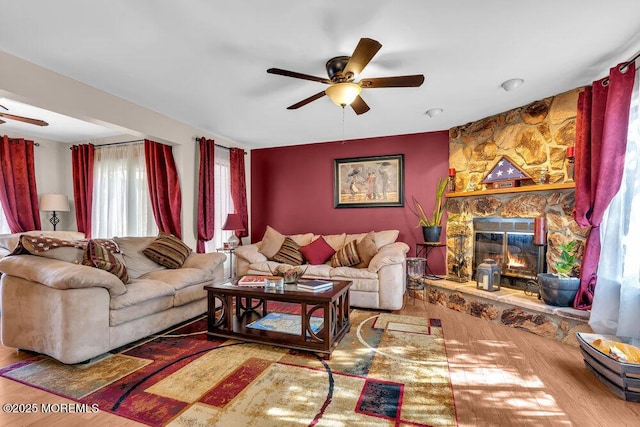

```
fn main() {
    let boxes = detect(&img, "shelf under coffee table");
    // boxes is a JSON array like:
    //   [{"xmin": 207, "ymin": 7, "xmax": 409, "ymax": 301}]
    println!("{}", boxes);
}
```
[{"xmin": 204, "ymin": 277, "xmax": 352, "ymax": 359}]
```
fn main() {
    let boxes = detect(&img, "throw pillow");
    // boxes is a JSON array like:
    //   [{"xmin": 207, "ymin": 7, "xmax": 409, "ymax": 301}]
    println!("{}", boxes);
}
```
[
  {"xmin": 355, "ymin": 231, "xmax": 378, "ymax": 268},
  {"xmin": 270, "ymin": 237, "xmax": 304, "ymax": 266},
  {"xmin": 82, "ymin": 239, "xmax": 129, "ymax": 284},
  {"xmin": 258, "ymin": 225, "xmax": 286, "ymax": 259},
  {"xmin": 329, "ymin": 239, "xmax": 361, "ymax": 267},
  {"xmin": 321, "ymin": 233, "xmax": 346, "ymax": 251},
  {"xmin": 141, "ymin": 233, "xmax": 192, "ymax": 269},
  {"xmin": 374, "ymin": 229, "xmax": 399, "ymax": 249},
  {"xmin": 299, "ymin": 236, "xmax": 335, "ymax": 265}
]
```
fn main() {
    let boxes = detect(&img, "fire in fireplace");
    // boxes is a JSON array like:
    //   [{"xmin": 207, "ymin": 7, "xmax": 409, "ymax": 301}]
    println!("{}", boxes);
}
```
[{"xmin": 473, "ymin": 218, "xmax": 546, "ymax": 285}]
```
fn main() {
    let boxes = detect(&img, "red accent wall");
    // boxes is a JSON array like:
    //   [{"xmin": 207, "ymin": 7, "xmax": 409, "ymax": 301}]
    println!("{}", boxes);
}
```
[{"xmin": 250, "ymin": 131, "xmax": 450, "ymax": 274}]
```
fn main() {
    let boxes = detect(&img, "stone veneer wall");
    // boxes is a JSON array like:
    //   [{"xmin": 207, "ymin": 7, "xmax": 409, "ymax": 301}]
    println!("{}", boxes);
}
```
[{"xmin": 446, "ymin": 88, "xmax": 590, "ymax": 281}]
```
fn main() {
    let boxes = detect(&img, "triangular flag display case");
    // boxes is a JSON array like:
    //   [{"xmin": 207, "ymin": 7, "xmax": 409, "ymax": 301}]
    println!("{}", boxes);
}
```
[{"xmin": 481, "ymin": 155, "xmax": 534, "ymax": 189}]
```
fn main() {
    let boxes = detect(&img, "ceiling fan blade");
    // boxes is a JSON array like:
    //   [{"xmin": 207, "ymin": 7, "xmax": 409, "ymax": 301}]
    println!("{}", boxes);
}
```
[
  {"xmin": 360, "ymin": 74, "xmax": 425, "ymax": 88},
  {"xmin": 344, "ymin": 38, "xmax": 382, "ymax": 78},
  {"xmin": 350, "ymin": 95, "xmax": 370, "ymax": 115},
  {"xmin": 0, "ymin": 119, "xmax": 5, "ymax": 124},
  {"xmin": 268, "ymin": 68, "xmax": 332, "ymax": 85},
  {"xmin": 0, "ymin": 112, "xmax": 49, "ymax": 126},
  {"xmin": 287, "ymin": 91, "xmax": 327, "ymax": 110}
]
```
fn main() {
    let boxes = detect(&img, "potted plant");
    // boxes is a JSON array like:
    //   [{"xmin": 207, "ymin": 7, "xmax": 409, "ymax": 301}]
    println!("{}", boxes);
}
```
[
  {"xmin": 409, "ymin": 177, "xmax": 448, "ymax": 243},
  {"xmin": 537, "ymin": 240, "xmax": 580, "ymax": 307}
]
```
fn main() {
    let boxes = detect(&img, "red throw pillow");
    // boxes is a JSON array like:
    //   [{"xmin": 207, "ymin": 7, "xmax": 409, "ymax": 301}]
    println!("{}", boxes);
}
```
[{"xmin": 299, "ymin": 236, "xmax": 336, "ymax": 265}]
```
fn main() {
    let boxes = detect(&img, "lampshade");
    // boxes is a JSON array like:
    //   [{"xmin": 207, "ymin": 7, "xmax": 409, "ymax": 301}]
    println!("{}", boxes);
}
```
[
  {"xmin": 222, "ymin": 213, "xmax": 245, "ymax": 231},
  {"xmin": 325, "ymin": 83, "xmax": 362, "ymax": 106},
  {"xmin": 40, "ymin": 194, "xmax": 70, "ymax": 212}
]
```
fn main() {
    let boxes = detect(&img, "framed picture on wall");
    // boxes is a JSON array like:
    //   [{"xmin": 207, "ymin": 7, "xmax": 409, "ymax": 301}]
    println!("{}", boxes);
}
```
[{"xmin": 334, "ymin": 154, "xmax": 404, "ymax": 208}]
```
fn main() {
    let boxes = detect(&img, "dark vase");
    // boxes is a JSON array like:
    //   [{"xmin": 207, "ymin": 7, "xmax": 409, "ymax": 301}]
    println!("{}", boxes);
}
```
[
  {"xmin": 422, "ymin": 226, "xmax": 442, "ymax": 243},
  {"xmin": 537, "ymin": 273, "xmax": 580, "ymax": 307}
]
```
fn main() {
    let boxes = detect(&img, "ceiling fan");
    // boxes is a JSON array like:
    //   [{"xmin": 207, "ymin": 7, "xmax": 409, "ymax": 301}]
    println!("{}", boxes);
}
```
[
  {"xmin": 267, "ymin": 38, "xmax": 425, "ymax": 115},
  {"xmin": 0, "ymin": 104, "xmax": 49, "ymax": 126}
]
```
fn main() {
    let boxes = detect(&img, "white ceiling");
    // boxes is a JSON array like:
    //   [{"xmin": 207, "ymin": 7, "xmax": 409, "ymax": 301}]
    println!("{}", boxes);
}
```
[
  {"xmin": 1, "ymin": 1, "xmax": 639, "ymax": 149},
  {"xmin": 0, "ymin": 98, "xmax": 125, "ymax": 143}
]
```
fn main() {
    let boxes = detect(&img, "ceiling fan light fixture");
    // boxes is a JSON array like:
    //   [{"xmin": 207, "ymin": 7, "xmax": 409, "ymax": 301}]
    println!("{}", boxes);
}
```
[
  {"xmin": 325, "ymin": 83, "xmax": 361, "ymax": 107},
  {"xmin": 501, "ymin": 78, "xmax": 524, "ymax": 92}
]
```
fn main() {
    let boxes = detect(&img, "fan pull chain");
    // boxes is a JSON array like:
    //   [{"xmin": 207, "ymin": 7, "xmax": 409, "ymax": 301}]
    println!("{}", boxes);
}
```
[{"xmin": 342, "ymin": 106, "xmax": 346, "ymax": 143}]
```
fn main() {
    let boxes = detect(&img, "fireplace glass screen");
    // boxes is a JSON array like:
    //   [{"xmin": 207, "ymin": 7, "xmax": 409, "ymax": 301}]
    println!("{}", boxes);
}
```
[{"xmin": 473, "ymin": 218, "xmax": 545, "ymax": 282}]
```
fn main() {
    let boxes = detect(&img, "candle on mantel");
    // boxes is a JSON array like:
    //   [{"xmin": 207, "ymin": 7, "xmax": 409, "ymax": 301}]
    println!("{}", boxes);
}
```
[
  {"xmin": 533, "ymin": 216, "xmax": 547, "ymax": 246},
  {"xmin": 566, "ymin": 146, "xmax": 575, "ymax": 158},
  {"xmin": 449, "ymin": 168, "xmax": 456, "ymax": 177}
]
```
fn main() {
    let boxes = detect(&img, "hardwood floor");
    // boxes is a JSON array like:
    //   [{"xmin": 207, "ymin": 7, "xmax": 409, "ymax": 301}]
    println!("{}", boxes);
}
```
[{"xmin": 1, "ymin": 304, "xmax": 639, "ymax": 426}]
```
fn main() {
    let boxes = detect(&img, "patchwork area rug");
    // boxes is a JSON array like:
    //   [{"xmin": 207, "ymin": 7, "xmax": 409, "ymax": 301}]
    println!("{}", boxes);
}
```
[{"xmin": 0, "ymin": 308, "xmax": 457, "ymax": 426}]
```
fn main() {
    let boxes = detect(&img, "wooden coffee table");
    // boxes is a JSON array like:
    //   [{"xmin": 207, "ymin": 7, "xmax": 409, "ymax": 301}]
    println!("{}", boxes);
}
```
[{"xmin": 204, "ymin": 277, "xmax": 352, "ymax": 359}]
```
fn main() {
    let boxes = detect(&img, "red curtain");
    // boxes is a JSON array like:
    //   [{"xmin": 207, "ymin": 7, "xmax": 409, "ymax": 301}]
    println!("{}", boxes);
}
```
[
  {"xmin": 230, "ymin": 147, "xmax": 248, "ymax": 240},
  {"xmin": 144, "ymin": 139, "xmax": 182, "ymax": 238},
  {"xmin": 573, "ymin": 63, "xmax": 636, "ymax": 309},
  {"xmin": 0, "ymin": 136, "xmax": 41, "ymax": 232},
  {"xmin": 196, "ymin": 137, "xmax": 215, "ymax": 253},
  {"xmin": 71, "ymin": 143, "xmax": 95, "ymax": 237}
]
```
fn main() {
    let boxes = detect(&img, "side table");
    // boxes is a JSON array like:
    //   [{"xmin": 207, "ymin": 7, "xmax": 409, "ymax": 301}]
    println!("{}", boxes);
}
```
[
  {"xmin": 216, "ymin": 247, "xmax": 236, "ymax": 278},
  {"xmin": 416, "ymin": 242, "xmax": 445, "ymax": 279},
  {"xmin": 403, "ymin": 257, "xmax": 427, "ymax": 309}
]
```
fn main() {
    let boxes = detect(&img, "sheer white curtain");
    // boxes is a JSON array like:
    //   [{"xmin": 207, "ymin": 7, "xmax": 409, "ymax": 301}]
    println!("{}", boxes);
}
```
[
  {"xmin": 205, "ymin": 147, "xmax": 234, "ymax": 274},
  {"xmin": 590, "ymin": 67, "xmax": 640, "ymax": 338},
  {"xmin": 0, "ymin": 210, "xmax": 11, "ymax": 234},
  {"xmin": 92, "ymin": 143, "xmax": 158, "ymax": 238}
]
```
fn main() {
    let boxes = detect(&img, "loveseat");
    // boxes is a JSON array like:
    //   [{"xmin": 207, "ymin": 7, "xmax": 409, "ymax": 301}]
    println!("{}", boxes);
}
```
[
  {"xmin": 234, "ymin": 227, "xmax": 409, "ymax": 310},
  {"xmin": 0, "ymin": 234, "xmax": 225, "ymax": 364}
]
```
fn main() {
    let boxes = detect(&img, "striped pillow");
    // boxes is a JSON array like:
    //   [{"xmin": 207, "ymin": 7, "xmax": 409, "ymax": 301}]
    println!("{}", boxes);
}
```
[
  {"xmin": 330, "ymin": 239, "xmax": 361, "ymax": 267},
  {"xmin": 82, "ymin": 239, "xmax": 129, "ymax": 283},
  {"xmin": 354, "ymin": 231, "xmax": 378, "ymax": 268},
  {"xmin": 270, "ymin": 237, "xmax": 304, "ymax": 266},
  {"xmin": 141, "ymin": 233, "xmax": 192, "ymax": 269}
]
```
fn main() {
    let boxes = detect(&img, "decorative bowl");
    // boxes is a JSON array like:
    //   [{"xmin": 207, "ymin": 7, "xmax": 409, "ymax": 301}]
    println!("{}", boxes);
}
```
[{"xmin": 269, "ymin": 265, "xmax": 308, "ymax": 284}]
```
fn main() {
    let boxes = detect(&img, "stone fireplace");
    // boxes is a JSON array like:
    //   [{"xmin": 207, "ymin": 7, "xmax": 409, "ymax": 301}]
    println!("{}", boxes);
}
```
[
  {"xmin": 445, "ymin": 87, "xmax": 590, "ymax": 286},
  {"xmin": 421, "ymin": 86, "xmax": 592, "ymax": 344}
]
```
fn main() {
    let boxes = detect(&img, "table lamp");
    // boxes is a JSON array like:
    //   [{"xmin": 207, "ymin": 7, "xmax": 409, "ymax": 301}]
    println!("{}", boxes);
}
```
[
  {"xmin": 222, "ymin": 213, "xmax": 244, "ymax": 248},
  {"xmin": 40, "ymin": 194, "xmax": 70, "ymax": 231}
]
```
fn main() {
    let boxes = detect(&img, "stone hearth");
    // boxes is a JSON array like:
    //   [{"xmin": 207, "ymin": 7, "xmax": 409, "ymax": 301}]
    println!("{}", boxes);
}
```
[{"xmin": 421, "ymin": 278, "xmax": 591, "ymax": 345}]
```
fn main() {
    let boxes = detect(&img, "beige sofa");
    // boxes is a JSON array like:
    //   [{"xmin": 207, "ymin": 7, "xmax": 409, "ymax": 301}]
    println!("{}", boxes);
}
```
[
  {"xmin": 234, "ymin": 228, "xmax": 409, "ymax": 310},
  {"xmin": 0, "ymin": 235, "xmax": 225, "ymax": 364}
]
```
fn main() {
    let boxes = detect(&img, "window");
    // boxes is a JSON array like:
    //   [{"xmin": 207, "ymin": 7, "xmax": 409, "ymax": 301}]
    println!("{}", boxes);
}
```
[
  {"xmin": 0, "ymin": 209, "xmax": 11, "ymax": 234},
  {"xmin": 205, "ymin": 146, "xmax": 234, "ymax": 251},
  {"xmin": 91, "ymin": 143, "xmax": 158, "ymax": 238},
  {"xmin": 205, "ymin": 147, "xmax": 234, "ymax": 274},
  {"xmin": 590, "ymin": 68, "xmax": 640, "ymax": 337}
]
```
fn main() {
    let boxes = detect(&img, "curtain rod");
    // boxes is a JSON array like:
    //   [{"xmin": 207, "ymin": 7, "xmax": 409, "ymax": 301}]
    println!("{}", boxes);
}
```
[
  {"xmin": 67, "ymin": 138, "xmax": 247, "ymax": 153},
  {"xmin": 96, "ymin": 139, "xmax": 144, "ymax": 148},
  {"xmin": 4, "ymin": 137, "xmax": 40, "ymax": 146},
  {"xmin": 620, "ymin": 50, "xmax": 640, "ymax": 72},
  {"xmin": 602, "ymin": 49, "xmax": 640, "ymax": 85},
  {"xmin": 193, "ymin": 137, "xmax": 247, "ymax": 154}
]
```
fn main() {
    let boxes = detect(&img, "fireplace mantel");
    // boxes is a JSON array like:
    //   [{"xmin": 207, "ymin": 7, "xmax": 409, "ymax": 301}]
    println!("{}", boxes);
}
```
[{"xmin": 446, "ymin": 182, "xmax": 575, "ymax": 199}]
